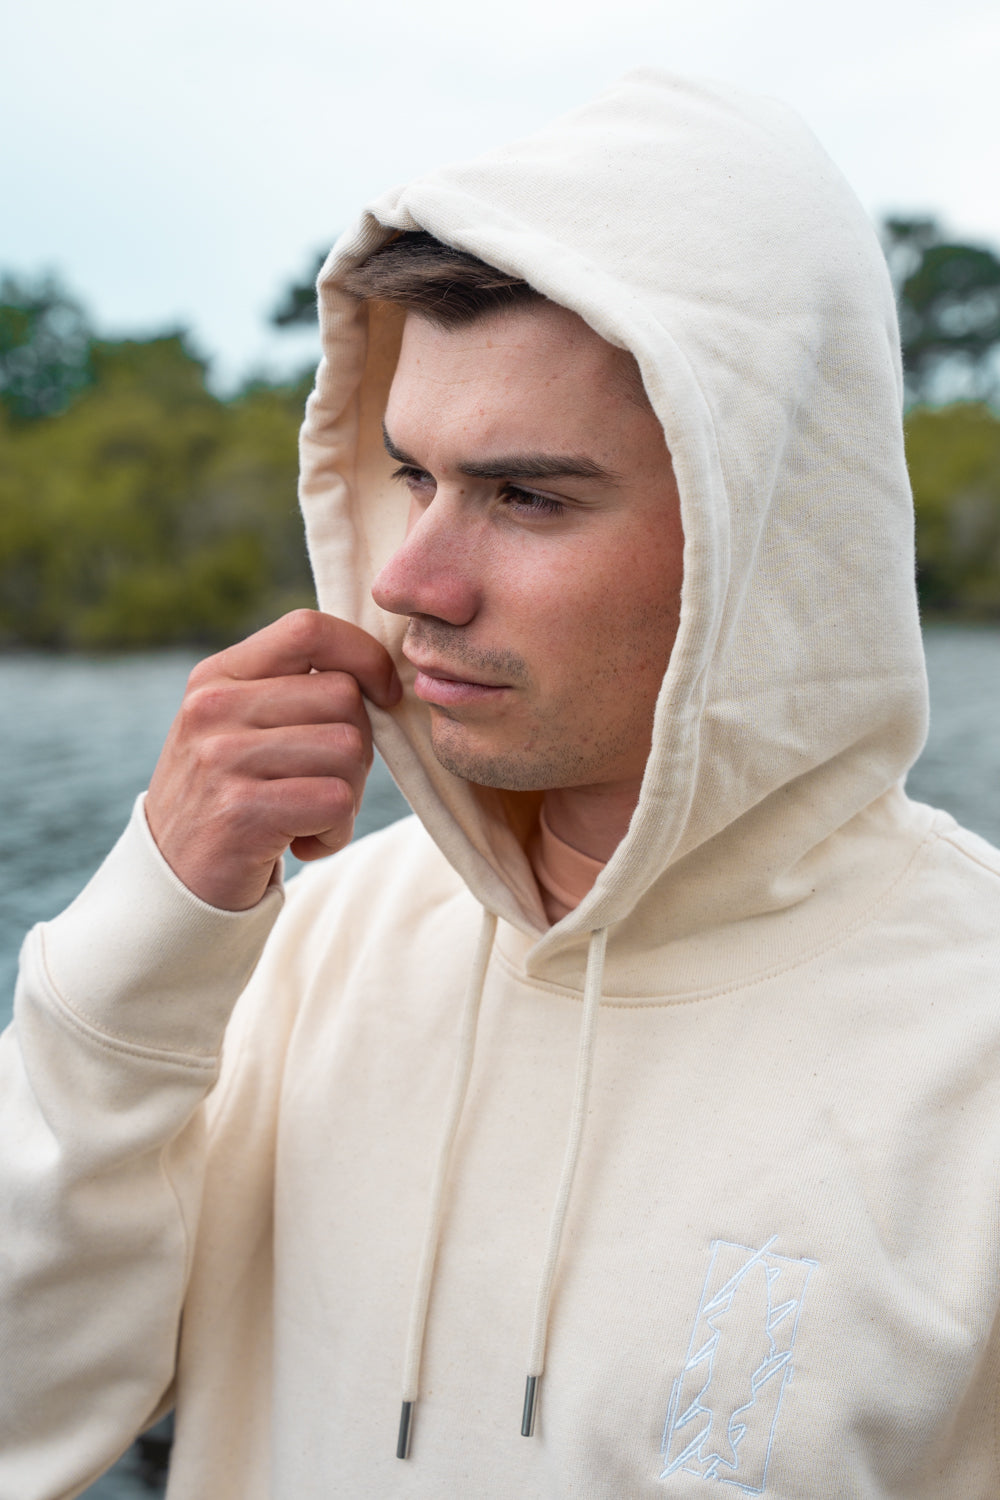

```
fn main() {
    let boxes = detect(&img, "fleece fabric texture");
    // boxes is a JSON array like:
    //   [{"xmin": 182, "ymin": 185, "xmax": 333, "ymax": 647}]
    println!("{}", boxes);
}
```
[{"xmin": 3, "ymin": 70, "xmax": 1000, "ymax": 1499}]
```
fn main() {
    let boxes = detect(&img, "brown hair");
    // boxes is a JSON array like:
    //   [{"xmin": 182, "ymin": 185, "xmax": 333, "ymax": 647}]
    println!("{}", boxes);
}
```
[
  {"xmin": 342, "ymin": 229, "xmax": 650, "ymax": 409},
  {"xmin": 340, "ymin": 230, "xmax": 544, "ymax": 329}
]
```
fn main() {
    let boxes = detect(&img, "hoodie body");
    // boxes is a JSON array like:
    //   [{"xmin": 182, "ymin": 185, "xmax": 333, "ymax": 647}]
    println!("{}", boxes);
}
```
[{"xmin": 2, "ymin": 72, "xmax": 1000, "ymax": 1499}]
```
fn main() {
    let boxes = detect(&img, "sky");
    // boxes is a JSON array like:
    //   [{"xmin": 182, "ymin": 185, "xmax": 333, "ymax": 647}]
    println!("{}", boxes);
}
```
[{"xmin": 4, "ymin": 0, "xmax": 998, "ymax": 389}]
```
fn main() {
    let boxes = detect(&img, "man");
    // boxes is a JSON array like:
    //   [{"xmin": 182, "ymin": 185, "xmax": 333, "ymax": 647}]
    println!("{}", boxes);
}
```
[{"xmin": 3, "ymin": 71, "xmax": 1000, "ymax": 1500}]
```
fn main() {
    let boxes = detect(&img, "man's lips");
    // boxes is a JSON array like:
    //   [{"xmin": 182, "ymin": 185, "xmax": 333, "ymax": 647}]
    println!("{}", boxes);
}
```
[{"xmin": 405, "ymin": 654, "xmax": 512, "ymax": 706}]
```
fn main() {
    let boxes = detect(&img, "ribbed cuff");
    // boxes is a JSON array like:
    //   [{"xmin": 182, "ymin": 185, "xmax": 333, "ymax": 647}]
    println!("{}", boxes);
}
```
[{"xmin": 38, "ymin": 795, "xmax": 284, "ymax": 1058}]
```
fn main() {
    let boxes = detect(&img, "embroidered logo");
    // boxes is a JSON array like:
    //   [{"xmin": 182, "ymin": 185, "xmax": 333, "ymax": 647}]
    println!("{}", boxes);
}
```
[{"xmin": 659, "ymin": 1237, "xmax": 816, "ymax": 1494}]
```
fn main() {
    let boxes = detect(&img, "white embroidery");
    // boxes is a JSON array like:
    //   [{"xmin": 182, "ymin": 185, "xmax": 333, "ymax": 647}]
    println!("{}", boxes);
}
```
[{"xmin": 660, "ymin": 1238, "xmax": 816, "ymax": 1493}]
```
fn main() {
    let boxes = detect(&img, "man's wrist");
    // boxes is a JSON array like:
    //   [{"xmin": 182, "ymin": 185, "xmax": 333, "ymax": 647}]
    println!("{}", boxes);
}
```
[{"xmin": 34, "ymin": 794, "xmax": 284, "ymax": 1058}]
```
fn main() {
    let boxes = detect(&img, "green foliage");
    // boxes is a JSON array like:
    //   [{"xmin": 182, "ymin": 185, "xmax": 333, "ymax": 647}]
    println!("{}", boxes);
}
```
[
  {"xmin": 3, "ymin": 247, "xmax": 1000, "ymax": 650},
  {"xmin": 270, "ymin": 250, "xmax": 327, "ymax": 328},
  {"xmin": 883, "ymin": 219, "xmax": 1000, "ymax": 405},
  {"xmin": 0, "ymin": 274, "xmax": 93, "ymax": 421},
  {"xmin": 906, "ymin": 403, "xmax": 1000, "ymax": 617},
  {"xmin": 0, "ymin": 330, "xmax": 315, "ymax": 648}
]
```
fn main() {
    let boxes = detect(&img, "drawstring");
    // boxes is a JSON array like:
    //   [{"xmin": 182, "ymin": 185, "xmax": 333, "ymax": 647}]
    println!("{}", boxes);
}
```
[
  {"xmin": 396, "ymin": 914, "xmax": 608, "ymax": 1458},
  {"xmin": 521, "ymin": 925, "xmax": 607, "ymax": 1436},
  {"xmin": 397, "ymin": 906, "xmax": 497, "ymax": 1460}
]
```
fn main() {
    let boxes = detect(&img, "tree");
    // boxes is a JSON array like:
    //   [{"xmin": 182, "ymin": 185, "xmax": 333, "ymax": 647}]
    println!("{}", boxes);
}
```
[
  {"xmin": 905, "ymin": 402, "xmax": 1000, "ymax": 616},
  {"xmin": 0, "ymin": 273, "xmax": 93, "ymax": 421},
  {"xmin": 269, "ymin": 250, "xmax": 327, "ymax": 329},
  {"xmin": 883, "ymin": 219, "xmax": 1000, "ymax": 406},
  {"xmin": 0, "ymin": 330, "xmax": 313, "ymax": 648}
]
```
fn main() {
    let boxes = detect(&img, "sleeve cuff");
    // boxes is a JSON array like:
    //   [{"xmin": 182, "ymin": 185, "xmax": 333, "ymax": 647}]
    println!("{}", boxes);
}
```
[{"xmin": 36, "ymin": 794, "xmax": 284, "ymax": 1058}]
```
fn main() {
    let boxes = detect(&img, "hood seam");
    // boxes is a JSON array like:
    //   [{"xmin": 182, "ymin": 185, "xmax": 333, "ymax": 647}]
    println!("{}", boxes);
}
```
[{"xmin": 490, "ymin": 820, "xmax": 944, "ymax": 1008}]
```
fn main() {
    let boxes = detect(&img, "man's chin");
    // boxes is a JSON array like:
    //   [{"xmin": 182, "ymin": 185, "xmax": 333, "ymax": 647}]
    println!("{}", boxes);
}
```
[
  {"xmin": 430, "ymin": 743, "xmax": 545, "ymax": 792},
  {"xmin": 428, "ymin": 729, "xmax": 561, "ymax": 793}
]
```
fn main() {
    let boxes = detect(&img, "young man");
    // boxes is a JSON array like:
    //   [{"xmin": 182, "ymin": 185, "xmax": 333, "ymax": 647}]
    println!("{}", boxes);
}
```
[{"xmin": 3, "ymin": 72, "xmax": 1000, "ymax": 1499}]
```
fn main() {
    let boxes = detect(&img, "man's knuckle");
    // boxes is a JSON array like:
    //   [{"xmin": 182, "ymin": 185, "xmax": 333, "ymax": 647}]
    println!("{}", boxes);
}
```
[
  {"xmin": 323, "ymin": 777, "xmax": 356, "ymax": 819},
  {"xmin": 185, "ymin": 654, "xmax": 221, "ymax": 691},
  {"xmin": 282, "ymin": 608, "xmax": 321, "ymax": 649},
  {"xmin": 194, "ymin": 729, "xmax": 240, "ymax": 777},
  {"xmin": 327, "ymin": 672, "xmax": 364, "ymax": 717},
  {"xmin": 181, "ymin": 682, "xmax": 229, "ymax": 733},
  {"xmin": 335, "ymin": 721, "xmax": 365, "ymax": 760}
]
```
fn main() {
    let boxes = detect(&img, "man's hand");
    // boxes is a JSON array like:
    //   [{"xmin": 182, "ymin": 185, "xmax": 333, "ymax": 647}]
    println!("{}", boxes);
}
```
[{"xmin": 145, "ymin": 610, "xmax": 402, "ymax": 911}]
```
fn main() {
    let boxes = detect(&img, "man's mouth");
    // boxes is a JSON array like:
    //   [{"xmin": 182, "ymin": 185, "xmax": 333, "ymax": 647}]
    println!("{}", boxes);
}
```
[{"xmin": 403, "ymin": 650, "xmax": 513, "ymax": 707}]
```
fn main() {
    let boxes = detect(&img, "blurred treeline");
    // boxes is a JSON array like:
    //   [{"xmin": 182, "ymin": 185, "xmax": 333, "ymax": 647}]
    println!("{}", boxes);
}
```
[
  {"xmin": 1, "ymin": 220, "xmax": 1000, "ymax": 650},
  {"xmin": 0, "ymin": 279, "xmax": 316, "ymax": 649}
]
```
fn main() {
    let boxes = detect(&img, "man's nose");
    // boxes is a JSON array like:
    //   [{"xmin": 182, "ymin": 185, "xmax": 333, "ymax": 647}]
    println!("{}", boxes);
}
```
[{"xmin": 371, "ymin": 500, "xmax": 479, "ymax": 625}]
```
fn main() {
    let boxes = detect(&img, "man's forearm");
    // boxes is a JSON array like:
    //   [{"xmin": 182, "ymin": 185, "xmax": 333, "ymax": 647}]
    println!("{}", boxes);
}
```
[{"xmin": 0, "ymin": 798, "xmax": 282, "ymax": 1499}]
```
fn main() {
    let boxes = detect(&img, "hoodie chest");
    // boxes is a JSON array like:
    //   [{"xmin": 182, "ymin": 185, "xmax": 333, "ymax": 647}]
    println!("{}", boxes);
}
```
[{"xmin": 267, "ymin": 934, "xmax": 1000, "ymax": 1497}]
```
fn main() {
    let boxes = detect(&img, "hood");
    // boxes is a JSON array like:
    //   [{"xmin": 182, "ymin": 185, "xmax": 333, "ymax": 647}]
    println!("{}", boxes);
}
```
[{"xmin": 298, "ymin": 69, "xmax": 928, "ymax": 972}]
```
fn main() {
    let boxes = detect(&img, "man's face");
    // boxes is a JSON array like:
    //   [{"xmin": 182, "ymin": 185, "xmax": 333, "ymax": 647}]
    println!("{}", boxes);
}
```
[{"xmin": 371, "ymin": 301, "xmax": 684, "ymax": 796}]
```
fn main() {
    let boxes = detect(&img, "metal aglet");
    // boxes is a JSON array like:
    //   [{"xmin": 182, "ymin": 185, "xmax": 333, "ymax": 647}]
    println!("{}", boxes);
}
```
[
  {"xmin": 397, "ymin": 1399, "xmax": 414, "ymax": 1460},
  {"xmin": 521, "ymin": 1374, "xmax": 539, "ymax": 1436}
]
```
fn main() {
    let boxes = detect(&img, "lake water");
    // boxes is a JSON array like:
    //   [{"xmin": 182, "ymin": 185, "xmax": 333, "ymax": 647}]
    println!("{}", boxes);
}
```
[
  {"xmin": 2, "ymin": 628, "xmax": 998, "ymax": 1025},
  {"xmin": 0, "ymin": 652, "xmax": 411, "ymax": 1023},
  {"xmin": 1, "ymin": 625, "xmax": 998, "ymax": 1497}
]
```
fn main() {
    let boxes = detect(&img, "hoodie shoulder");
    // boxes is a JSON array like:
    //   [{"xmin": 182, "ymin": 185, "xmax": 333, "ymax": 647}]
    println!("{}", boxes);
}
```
[
  {"xmin": 878, "ymin": 807, "xmax": 1000, "ymax": 981},
  {"xmin": 931, "ymin": 812, "xmax": 1000, "ymax": 885}
]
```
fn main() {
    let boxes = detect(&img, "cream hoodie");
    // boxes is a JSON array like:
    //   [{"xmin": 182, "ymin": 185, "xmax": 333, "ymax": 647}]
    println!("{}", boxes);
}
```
[{"xmin": 3, "ymin": 71, "xmax": 1000, "ymax": 1500}]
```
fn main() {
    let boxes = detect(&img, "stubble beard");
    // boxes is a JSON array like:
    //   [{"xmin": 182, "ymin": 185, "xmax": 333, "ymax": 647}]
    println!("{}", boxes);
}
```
[
  {"xmin": 429, "ymin": 719, "xmax": 582, "ymax": 791},
  {"xmin": 428, "ymin": 708, "xmax": 654, "ymax": 792},
  {"xmin": 406, "ymin": 618, "xmax": 660, "ymax": 794},
  {"xmin": 404, "ymin": 620, "xmax": 569, "ymax": 790}
]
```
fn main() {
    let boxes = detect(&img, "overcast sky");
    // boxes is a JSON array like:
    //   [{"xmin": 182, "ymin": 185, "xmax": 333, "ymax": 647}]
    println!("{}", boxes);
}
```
[{"xmin": 4, "ymin": 0, "xmax": 998, "ymax": 388}]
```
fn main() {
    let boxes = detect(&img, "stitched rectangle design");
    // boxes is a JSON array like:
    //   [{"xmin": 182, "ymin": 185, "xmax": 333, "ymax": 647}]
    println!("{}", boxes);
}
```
[{"xmin": 660, "ymin": 1237, "xmax": 816, "ymax": 1493}]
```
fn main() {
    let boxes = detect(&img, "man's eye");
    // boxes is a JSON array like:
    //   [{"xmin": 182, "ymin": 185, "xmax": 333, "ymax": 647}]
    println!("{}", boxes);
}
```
[
  {"xmin": 391, "ymin": 464, "xmax": 434, "ymax": 492},
  {"xmin": 501, "ymin": 485, "xmax": 564, "ymax": 518}
]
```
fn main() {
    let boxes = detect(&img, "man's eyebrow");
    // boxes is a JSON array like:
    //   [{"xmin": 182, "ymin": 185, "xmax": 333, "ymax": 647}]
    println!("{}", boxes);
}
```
[{"xmin": 382, "ymin": 424, "xmax": 622, "ymax": 486}]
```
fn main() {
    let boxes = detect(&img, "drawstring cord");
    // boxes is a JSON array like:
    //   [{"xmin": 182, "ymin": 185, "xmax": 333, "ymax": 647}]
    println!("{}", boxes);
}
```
[
  {"xmin": 521, "ymin": 925, "xmax": 607, "ymax": 1437},
  {"xmin": 396, "ymin": 914, "xmax": 608, "ymax": 1457},
  {"xmin": 397, "ymin": 907, "xmax": 498, "ymax": 1461}
]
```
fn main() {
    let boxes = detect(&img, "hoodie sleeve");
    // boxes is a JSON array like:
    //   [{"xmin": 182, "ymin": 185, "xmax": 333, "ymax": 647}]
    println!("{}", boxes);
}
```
[{"xmin": 0, "ymin": 796, "xmax": 283, "ymax": 1500}]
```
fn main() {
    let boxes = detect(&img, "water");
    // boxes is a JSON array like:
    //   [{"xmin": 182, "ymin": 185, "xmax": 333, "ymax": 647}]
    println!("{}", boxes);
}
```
[
  {"xmin": 0, "ymin": 626, "xmax": 998, "ymax": 1497},
  {"xmin": 2, "ymin": 631, "xmax": 997, "ymax": 1019},
  {"xmin": 905, "ymin": 625, "xmax": 1000, "ymax": 841},
  {"xmin": 0, "ymin": 650, "xmax": 411, "ymax": 1499},
  {"xmin": 0, "ymin": 651, "xmax": 411, "ymax": 1019}
]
